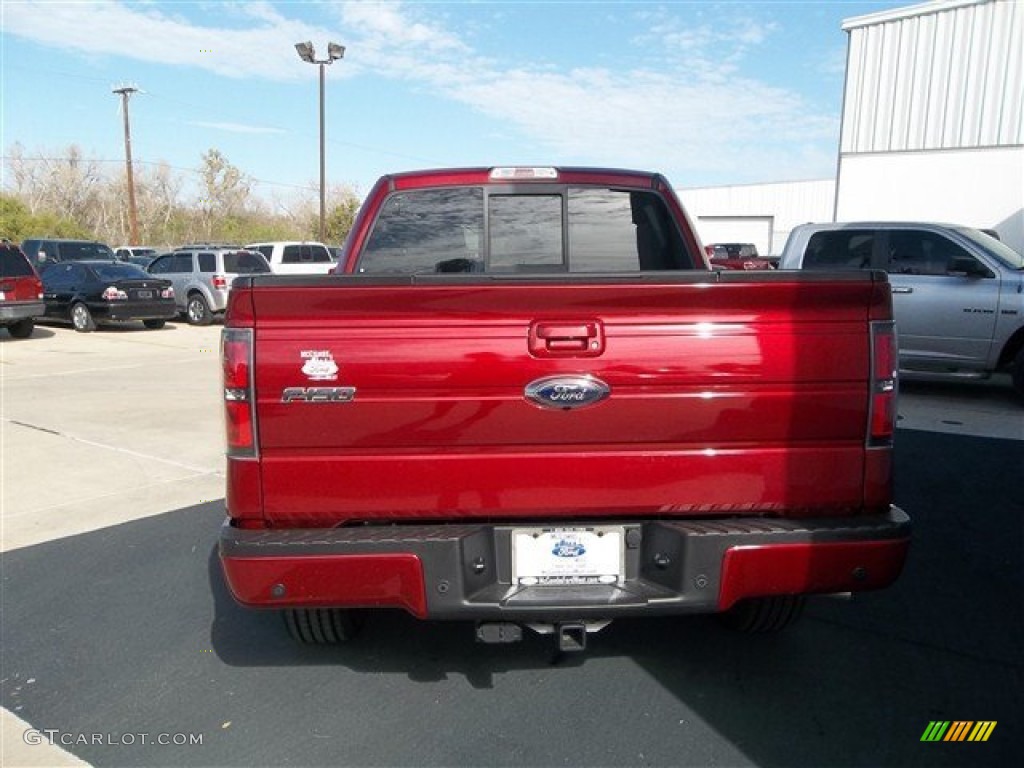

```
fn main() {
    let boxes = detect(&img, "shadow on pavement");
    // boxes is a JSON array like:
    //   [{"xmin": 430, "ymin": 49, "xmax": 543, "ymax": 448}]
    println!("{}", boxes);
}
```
[{"xmin": 2, "ymin": 431, "xmax": 1021, "ymax": 767}]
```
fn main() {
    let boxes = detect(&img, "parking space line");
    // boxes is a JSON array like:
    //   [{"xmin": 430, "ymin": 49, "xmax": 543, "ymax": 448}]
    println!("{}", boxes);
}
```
[
  {"xmin": 2, "ymin": 356, "xmax": 204, "ymax": 381},
  {"xmin": 3, "ymin": 471, "xmax": 220, "ymax": 519},
  {"xmin": 1, "ymin": 417, "xmax": 225, "ymax": 476}
]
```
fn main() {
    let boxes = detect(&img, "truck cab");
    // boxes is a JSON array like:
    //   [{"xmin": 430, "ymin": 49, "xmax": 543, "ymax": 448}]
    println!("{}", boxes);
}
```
[{"xmin": 779, "ymin": 222, "xmax": 1024, "ymax": 396}]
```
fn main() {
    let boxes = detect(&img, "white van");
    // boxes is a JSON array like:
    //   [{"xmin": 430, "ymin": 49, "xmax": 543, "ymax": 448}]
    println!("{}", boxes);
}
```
[{"xmin": 244, "ymin": 241, "xmax": 336, "ymax": 275}]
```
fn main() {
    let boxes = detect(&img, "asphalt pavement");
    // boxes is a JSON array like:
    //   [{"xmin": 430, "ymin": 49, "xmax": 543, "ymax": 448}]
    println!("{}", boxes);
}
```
[{"xmin": 1, "ymin": 321, "xmax": 1022, "ymax": 767}]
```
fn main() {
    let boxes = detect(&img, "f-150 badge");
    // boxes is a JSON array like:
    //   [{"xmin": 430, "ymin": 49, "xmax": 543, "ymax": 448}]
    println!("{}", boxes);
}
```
[
  {"xmin": 282, "ymin": 387, "xmax": 356, "ymax": 404},
  {"xmin": 300, "ymin": 350, "xmax": 339, "ymax": 381},
  {"xmin": 524, "ymin": 375, "xmax": 610, "ymax": 410}
]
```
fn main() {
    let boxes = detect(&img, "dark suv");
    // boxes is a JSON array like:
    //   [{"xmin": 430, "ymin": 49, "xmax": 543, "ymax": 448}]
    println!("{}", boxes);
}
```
[
  {"xmin": 20, "ymin": 238, "xmax": 116, "ymax": 268},
  {"xmin": 0, "ymin": 243, "xmax": 45, "ymax": 338}
]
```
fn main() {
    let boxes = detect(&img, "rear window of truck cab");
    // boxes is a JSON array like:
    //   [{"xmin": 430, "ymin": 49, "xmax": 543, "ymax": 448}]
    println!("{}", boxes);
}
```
[{"xmin": 356, "ymin": 185, "xmax": 694, "ymax": 274}]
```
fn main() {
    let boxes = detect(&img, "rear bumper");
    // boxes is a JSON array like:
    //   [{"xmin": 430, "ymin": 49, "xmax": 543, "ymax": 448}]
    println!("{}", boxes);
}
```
[
  {"xmin": 220, "ymin": 507, "xmax": 910, "ymax": 621},
  {"xmin": 0, "ymin": 301, "xmax": 45, "ymax": 322},
  {"xmin": 98, "ymin": 300, "xmax": 178, "ymax": 322}
]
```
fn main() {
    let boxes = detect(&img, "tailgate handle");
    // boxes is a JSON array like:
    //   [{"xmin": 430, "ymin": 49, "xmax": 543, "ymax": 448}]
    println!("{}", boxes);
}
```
[
  {"xmin": 892, "ymin": 286, "xmax": 913, "ymax": 294},
  {"xmin": 529, "ymin": 321, "xmax": 604, "ymax": 357}
]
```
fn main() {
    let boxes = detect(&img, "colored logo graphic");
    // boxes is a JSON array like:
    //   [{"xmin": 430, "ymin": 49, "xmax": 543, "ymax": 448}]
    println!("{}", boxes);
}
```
[
  {"xmin": 921, "ymin": 721, "xmax": 996, "ymax": 742},
  {"xmin": 552, "ymin": 539, "xmax": 586, "ymax": 558}
]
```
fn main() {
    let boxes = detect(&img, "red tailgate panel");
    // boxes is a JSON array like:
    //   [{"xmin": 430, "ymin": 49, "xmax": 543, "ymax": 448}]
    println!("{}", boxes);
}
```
[{"xmin": 250, "ymin": 279, "xmax": 881, "ymax": 524}]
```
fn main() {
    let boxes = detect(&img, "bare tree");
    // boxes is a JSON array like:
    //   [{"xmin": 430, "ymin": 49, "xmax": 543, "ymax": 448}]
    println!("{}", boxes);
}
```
[
  {"xmin": 4, "ymin": 142, "xmax": 360, "ymax": 247},
  {"xmin": 6, "ymin": 143, "xmax": 48, "ymax": 214},
  {"xmin": 196, "ymin": 149, "xmax": 253, "ymax": 240}
]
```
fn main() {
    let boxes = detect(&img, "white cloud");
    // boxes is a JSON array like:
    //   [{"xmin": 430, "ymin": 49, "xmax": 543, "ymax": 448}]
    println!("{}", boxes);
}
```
[
  {"xmin": 188, "ymin": 121, "xmax": 286, "ymax": 135},
  {"xmin": 340, "ymin": 1, "xmax": 467, "ymax": 54},
  {"xmin": 3, "ymin": 0, "xmax": 328, "ymax": 81},
  {"xmin": 334, "ymin": 3, "xmax": 835, "ymax": 180},
  {"xmin": 6, "ymin": 0, "xmax": 840, "ymax": 182}
]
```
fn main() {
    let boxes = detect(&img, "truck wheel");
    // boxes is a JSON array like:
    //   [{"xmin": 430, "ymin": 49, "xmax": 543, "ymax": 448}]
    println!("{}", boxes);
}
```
[
  {"xmin": 186, "ymin": 293, "xmax": 212, "ymax": 326},
  {"xmin": 282, "ymin": 608, "xmax": 362, "ymax": 644},
  {"xmin": 1012, "ymin": 347, "xmax": 1024, "ymax": 398},
  {"xmin": 7, "ymin": 318, "xmax": 34, "ymax": 338},
  {"xmin": 719, "ymin": 595, "xmax": 805, "ymax": 633},
  {"xmin": 71, "ymin": 302, "xmax": 96, "ymax": 333}
]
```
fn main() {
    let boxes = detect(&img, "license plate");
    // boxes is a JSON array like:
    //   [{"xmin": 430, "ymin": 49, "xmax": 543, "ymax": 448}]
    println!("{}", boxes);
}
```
[
  {"xmin": 137, "ymin": 290, "xmax": 153, "ymax": 299},
  {"xmin": 511, "ymin": 526, "xmax": 624, "ymax": 586}
]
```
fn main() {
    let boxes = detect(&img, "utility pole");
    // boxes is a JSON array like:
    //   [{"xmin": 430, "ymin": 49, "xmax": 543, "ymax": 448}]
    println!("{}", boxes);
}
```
[{"xmin": 113, "ymin": 85, "xmax": 140, "ymax": 245}]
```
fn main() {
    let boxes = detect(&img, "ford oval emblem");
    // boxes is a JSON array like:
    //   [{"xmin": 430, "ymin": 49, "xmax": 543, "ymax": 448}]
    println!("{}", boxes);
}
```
[
  {"xmin": 524, "ymin": 375, "xmax": 611, "ymax": 411},
  {"xmin": 552, "ymin": 539, "xmax": 586, "ymax": 558}
]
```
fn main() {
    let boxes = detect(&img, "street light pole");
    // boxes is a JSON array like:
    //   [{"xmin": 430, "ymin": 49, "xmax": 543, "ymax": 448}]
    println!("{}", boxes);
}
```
[
  {"xmin": 319, "ymin": 61, "xmax": 326, "ymax": 243},
  {"xmin": 295, "ymin": 41, "xmax": 345, "ymax": 243}
]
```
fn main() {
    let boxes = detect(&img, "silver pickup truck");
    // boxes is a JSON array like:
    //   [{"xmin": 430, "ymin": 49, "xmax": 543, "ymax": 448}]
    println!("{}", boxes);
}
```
[{"xmin": 778, "ymin": 222, "xmax": 1024, "ymax": 397}]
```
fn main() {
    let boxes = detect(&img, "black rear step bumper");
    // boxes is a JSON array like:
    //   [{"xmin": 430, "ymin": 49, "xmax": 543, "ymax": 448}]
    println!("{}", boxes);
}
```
[{"xmin": 220, "ymin": 506, "xmax": 910, "ymax": 621}]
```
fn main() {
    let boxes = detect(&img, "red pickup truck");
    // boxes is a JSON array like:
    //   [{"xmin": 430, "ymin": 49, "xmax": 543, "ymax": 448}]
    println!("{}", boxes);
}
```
[{"xmin": 219, "ymin": 167, "xmax": 909, "ymax": 651}]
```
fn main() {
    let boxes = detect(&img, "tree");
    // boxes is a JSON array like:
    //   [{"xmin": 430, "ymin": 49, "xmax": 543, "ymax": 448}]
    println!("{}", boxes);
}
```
[
  {"xmin": 196, "ymin": 149, "xmax": 253, "ymax": 240},
  {"xmin": 105, "ymin": 161, "xmax": 184, "ymax": 245},
  {"xmin": 0, "ymin": 193, "xmax": 90, "ymax": 242},
  {"xmin": 4, "ymin": 142, "xmax": 360, "ymax": 247},
  {"xmin": 323, "ymin": 186, "xmax": 362, "ymax": 244},
  {"xmin": 5, "ymin": 143, "xmax": 102, "ymax": 224}
]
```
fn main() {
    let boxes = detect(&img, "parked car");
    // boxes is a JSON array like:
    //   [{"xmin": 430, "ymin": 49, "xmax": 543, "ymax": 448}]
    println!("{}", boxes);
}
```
[
  {"xmin": 244, "ymin": 241, "xmax": 335, "ymax": 275},
  {"xmin": 0, "ymin": 243, "xmax": 45, "ymax": 338},
  {"xmin": 114, "ymin": 246, "xmax": 160, "ymax": 268},
  {"xmin": 147, "ymin": 247, "xmax": 271, "ymax": 325},
  {"xmin": 40, "ymin": 260, "xmax": 176, "ymax": 333},
  {"xmin": 778, "ymin": 221, "xmax": 1024, "ymax": 395},
  {"xmin": 705, "ymin": 242, "xmax": 775, "ymax": 270},
  {"xmin": 20, "ymin": 238, "xmax": 116, "ymax": 268}
]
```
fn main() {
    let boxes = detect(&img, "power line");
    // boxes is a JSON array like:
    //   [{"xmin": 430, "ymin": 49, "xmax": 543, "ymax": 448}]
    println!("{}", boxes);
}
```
[{"xmin": 0, "ymin": 154, "xmax": 320, "ymax": 193}]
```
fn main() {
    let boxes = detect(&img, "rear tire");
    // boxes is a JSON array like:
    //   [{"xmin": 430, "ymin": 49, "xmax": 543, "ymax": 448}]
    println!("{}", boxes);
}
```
[
  {"xmin": 282, "ymin": 608, "xmax": 362, "ymax": 645},
  {"xmin": 143, "ymin": 319, "xmax": 166, "ymax": 330},
  {"xmin": 719, "ymin": 595, "xmax": 805, "ymax": 633},
  {"xmin": 1012, "ymin": 347, "xmax": 1024, "ymax": 398},
  {"xmin": 7, "ymin": 318, "xmax": 34, "ymax": 338},
  {"xmin": 71, "ymin": 302, "xmax": 96, "ymax": 333},
  {"xmin": 186, "ymin": 293, "xmax": 212, "ymax": 326}
]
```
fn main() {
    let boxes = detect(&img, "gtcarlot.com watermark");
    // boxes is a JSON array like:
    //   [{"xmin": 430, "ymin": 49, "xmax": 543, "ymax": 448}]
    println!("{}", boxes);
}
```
[{"xmin": 24, "ymin": 729, "xmax": 203, "ymax": 747}]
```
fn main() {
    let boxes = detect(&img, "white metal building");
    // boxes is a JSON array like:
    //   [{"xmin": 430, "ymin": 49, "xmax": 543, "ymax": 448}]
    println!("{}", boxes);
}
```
[
  {"xmin": 837, "ymin": 0, "xmax": 1024, "ymax": 254},
  {"xmin": 679, "ymin": 0, "xmax": 1024, "ymax": 256},
  {"xmin": 677, "ymin": 179, "xmax": 836, "ymax": 257}
]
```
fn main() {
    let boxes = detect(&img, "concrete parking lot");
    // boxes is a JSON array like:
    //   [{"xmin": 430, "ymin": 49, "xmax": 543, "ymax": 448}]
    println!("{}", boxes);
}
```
[
  {"xmin": 1, "ymin": 323, "xmax": 224, "ymax": 553},
  {"xmin": 2, "ymin": 321, "xmax": 1022, "ymax": 767}
]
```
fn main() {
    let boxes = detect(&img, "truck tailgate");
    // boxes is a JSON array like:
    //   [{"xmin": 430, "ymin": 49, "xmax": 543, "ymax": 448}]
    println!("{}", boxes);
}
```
[{"xmin": 243, "ymin": 273, "xmax": 885, "ymax": 524}]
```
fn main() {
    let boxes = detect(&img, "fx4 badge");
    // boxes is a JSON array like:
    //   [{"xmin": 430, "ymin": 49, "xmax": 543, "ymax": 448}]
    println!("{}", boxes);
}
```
[
  {"xmin": 282, "ymin": 387, "xmax": 356, "ymax": 404},
  {"xmin": 524, "ymin": 375, "xmax": 610, "ymax": 410}
]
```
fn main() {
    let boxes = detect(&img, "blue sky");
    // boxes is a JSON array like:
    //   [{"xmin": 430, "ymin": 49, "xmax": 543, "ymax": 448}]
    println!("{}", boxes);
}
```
[{"xmin": 3, "ymin": 1, "xmax": 913, "ymax": 203}]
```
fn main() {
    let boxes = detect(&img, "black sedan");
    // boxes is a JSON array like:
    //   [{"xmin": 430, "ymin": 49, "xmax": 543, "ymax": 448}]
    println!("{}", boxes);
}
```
[{"xmin": 41, "ymin": 260, "xmax": 177, "ymax": 332}]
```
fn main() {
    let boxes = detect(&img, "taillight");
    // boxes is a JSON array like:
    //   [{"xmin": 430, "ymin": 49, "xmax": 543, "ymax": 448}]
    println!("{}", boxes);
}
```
[
  {"xmin": 868, "ymin": 321, "xmax": 898, "ymax": 446},
  {"xmin": 222, "ymin": 328, "xmax": 257, "ymax": 458},
  {"xmin": 102, "ymin": 286, "xmax": 128, "ymax": 300},
  {"xmin": 161, "ymin": 287, "xmax": 175, "ymax": 299},
  {"xmin": 213, "ymin": 275, "xmax": 228, "ymax": 290}
]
